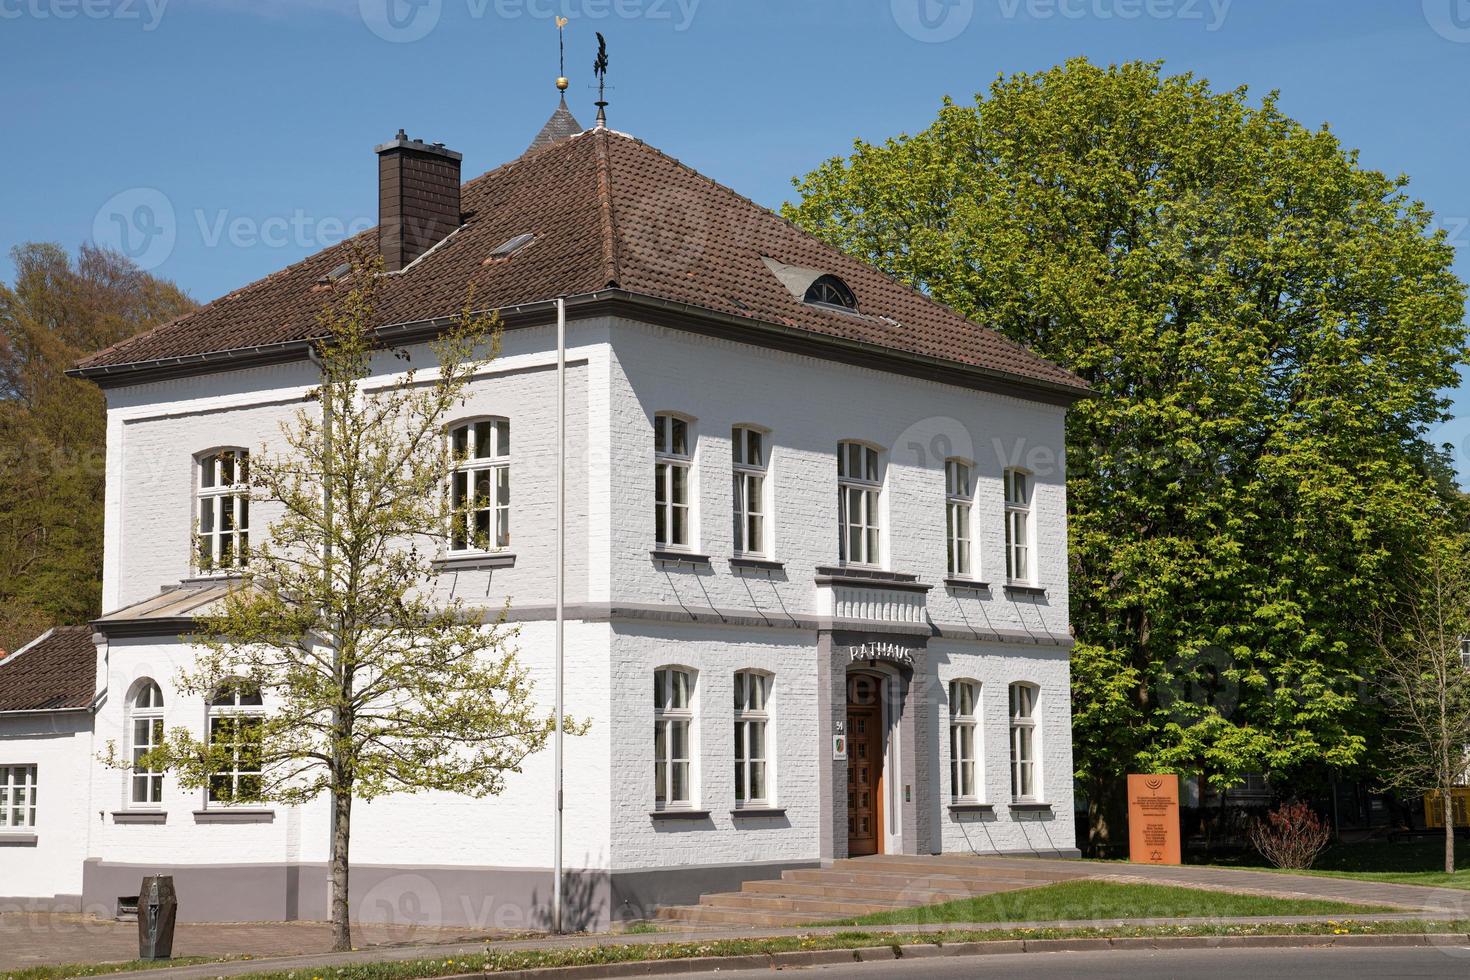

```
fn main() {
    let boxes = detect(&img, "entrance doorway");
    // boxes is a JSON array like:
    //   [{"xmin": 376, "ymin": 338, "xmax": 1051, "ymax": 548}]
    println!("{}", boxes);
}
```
[{"xmin": 846, "ymin": 672, "xmax": 884, "ymax": 856}]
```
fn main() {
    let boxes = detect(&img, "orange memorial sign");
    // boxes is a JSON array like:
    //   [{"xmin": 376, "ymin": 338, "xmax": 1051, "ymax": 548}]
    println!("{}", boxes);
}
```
[{"xmin": 1128, "ymin": 773, "xmax": 1181, "ymax": 865}]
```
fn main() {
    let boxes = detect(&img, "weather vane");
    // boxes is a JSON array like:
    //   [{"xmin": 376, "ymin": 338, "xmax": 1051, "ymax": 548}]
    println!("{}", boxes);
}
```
[
  {"xmin": 593, "ymin": 31, "xmax": 609, "ymax": 126},
  {"xmin": 555, "ymin": 17, "xmax": 569, "ymax": 93}
]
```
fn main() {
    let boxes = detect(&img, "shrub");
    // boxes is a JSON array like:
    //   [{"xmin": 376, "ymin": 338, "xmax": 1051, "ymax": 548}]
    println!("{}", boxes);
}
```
[{"xmin": 1248, "ymin": 802, "xmax": 1332, "ymax": 870}]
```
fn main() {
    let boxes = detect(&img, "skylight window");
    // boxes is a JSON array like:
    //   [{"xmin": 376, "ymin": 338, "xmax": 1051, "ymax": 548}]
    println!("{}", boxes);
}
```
[
  {"xmin": 317, "ymin": 262, "xmax": 351, "ymax": 285},
  {"xmin": 804, "ymin": 275, "xmax": 857, "ymax": 311},
  {"xmin": 489, "ymin": 233, "xmax": 536, "ymax": 259}
]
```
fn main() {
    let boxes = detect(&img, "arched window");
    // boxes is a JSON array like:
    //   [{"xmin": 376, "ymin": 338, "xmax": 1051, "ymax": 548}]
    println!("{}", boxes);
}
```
[
  {"xmin": 448, "ymin": 418, "xmax": 511, "ymax": 552},
  {"xmin": 129, "ymin": 680, "xmax": 165, "ymax": 806},
  {"xmin": 804, "ymin": 275, "xmax": 857, "ymax": 310},
  {"xmin": 207, "ymin": 680, "xmax": 264, "ymax": 804},
  {"xmin": 733, "ymin": 670, "xmax": 772, "ymax": 807},
  {"xmin": 948, "ymin": 679, "xmax": 980, "ymax": 801},
  {"xmin": 655, "ymin": 414, "xmax": 695, "ymax": 550},
  {"xmin": 1009, "ymin": 683, "xmax": 1039, "ymax": 802},
  {"xmin": 838, "ymin": 442, "xmax": 882, "ymax": 567},
  {"xmin": 196, "ymin": 449, "xmax": 249, "ymax": 572},
  {"xmin": 732, "ymin": 426, "xmax": 769, "ymax": 557},
  {"xmin": 653, "ymin": 666, "xmax": 695, "ymax": 809},
  {"xmin": 945, "ymin": 459, "xmax": 974, "ymax": 578}
]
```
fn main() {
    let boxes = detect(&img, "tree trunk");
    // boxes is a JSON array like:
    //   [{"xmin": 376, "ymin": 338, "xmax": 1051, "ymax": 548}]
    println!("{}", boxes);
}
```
[
  {"xmin": 331, "ymin": 786, "xmax": 353, "ymax": 951},
  {"xmin": 1444, "ymin": 786, "xmax": 1456, "ymax": 876}
]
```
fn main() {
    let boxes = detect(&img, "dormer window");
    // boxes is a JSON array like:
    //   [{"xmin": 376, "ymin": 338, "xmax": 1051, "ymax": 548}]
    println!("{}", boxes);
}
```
[{"xmin": 804, "ymin": 275, "xmax": 857, "ymax": 311}]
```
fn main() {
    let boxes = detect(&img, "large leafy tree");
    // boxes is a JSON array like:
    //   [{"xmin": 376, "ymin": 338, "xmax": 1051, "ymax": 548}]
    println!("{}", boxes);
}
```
[
  {"xmin": 0, "ymin": 244, "xmax": 194, "ymax": 651},
  {"xmin": 784, "ymin": 59, "xmax": 1468, "ymax": 844}
]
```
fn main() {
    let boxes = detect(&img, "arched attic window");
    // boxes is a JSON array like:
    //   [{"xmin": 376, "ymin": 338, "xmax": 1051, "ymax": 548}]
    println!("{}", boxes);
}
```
[{"xmin": 804, "ymin": 275, "xmax": 857, "ymax": 311}]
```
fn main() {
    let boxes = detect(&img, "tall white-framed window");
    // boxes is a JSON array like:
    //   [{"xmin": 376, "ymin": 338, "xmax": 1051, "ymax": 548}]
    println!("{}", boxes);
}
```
[
  {"xmin": 946, "ymin": 459, "xmax": 974, "ymax": 578},
  {"xmin": 207, "ymin": 680, "xmax": 264, "ymax": 805},
  {"xmin": 448, "ymin": 418, "xmax": 511, "ymax": 552},
  {"xmin": 734, "ymin": 670, "xmax": 772, "ymax": 807},
  {"xmin": 732, "ymin": 426, "xmax": 769, "ymax": 557},
  {"xmin": 196, "ymin": 449, "xmax": 250, "ymax": 573},
  {"xmin": 0, "ymin": 765, "xmax": 37, "ymax": 829},
  {"xmin": 129, "ymin": 680, "xmax": 165, "ymax": 806},
  {"xmin": 949, "ymin": 679, "xmax": 980, "ymax": 801},
  {"xmin": 838, "ymin": 442, "xmax": 882, "ymax": 567},
  {"xmin": 654, "ymin": 667, "xmax": 695, "ymax": 809},
  {"xmin": 1009, "ymin": 683, "xmax": 1038, "ymax": 802},
  {"xmin": 1004, "ymin": 468, "xmax": 1033, "ymax": 584},
  {"xmin": 655, "ymin": 414, "xmax": 694, "ymax": 550}
]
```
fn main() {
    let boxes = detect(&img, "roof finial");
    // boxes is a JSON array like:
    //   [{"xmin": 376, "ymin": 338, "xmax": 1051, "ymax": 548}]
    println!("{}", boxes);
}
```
[
  {"xmin": 593, "ymin": 31, "xmax": 609, "ymax": 128},
  {"xmin": 555, "ymin": 17, "xmax": 569, "ymax": 93}
]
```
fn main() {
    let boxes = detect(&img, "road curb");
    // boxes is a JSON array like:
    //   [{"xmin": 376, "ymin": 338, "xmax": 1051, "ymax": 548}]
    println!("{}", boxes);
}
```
[{"xmin": 467, "ymin": 932, "xmax": 1470, "ymax": 979}]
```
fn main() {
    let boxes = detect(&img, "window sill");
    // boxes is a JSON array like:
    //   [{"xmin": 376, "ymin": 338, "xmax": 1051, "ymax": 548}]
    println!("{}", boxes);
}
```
[
  {"xmin": 948, "ymin": 802, "xmax": 994, "ymax": 814},
  {"xmin": 1008, "ymin": 801, "xmax": 1053, "ymax": 813},
  {"xmin": 729, "ymin": 556, "xmax": 784, "ymax": 572},
  {"xmin": 731, "ymin": 807, "xmax": 787, "ymax": 818},
  {"xmin": 648, "ymin": 809, "xmax": 712, "ymax": 821},
  {"xmin": 181, "ymin": 572, "xmax": 247, "ymax": 586},
  {"xmin": 945, "ymin": 578, "xmax": 991, "ymax": 592},
  {"xmin": 193, "ymin": 809, "xmax": 275, "ymax": 824},
  {"xmin": 433, "ymin": 552, "xmax": 517, "ymax": 573},
  {"xmin": 1004, "ymin": 584, "xmax": 1047, "ymax": 598},
  {"xmin": 650, "ymin": 550, "xmax": 712, "ymax": 567},
  {"xmin": 113, "ymin": 810, "xmax": 168, "ymax": 825},
  {"xmin": 814, "ymin": 566, "xmax": 932, "ymax": 593},
  {"xmin": 0, "ymin": 833, "xmax": 38, "ymax": 846}
]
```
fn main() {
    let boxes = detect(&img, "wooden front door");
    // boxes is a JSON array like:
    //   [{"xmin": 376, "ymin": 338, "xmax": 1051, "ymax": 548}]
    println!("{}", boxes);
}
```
[{"xmin": 846, "ymin": 673, "xmax": 884, "ymax": 856}]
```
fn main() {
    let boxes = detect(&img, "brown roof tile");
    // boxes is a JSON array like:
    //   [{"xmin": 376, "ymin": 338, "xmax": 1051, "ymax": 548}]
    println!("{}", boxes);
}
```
[
  {"xmin": 76, "ymin": 129, "xmax": 1084, "ymax": 396},
  {"xmin": 0, "ymin": 627, "xmax": 97, "ymax": 713}
]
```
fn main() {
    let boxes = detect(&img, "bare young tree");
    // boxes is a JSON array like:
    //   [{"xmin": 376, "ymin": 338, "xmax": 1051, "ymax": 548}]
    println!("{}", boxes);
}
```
[
  {"xmin": 1373, "ymin": 535, "xmax": 1470, "ymax": 874},
  {"xmin": 106, "ymin": 252, "xmax": 580, "ymax": 950}
]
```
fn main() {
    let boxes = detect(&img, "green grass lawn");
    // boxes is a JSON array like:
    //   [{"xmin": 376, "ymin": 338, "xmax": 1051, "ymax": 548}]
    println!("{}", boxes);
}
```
[
  {"xmin": 1186, "ymin": 838, "xmax": 1470, "ymax": 891},
  {"xmin": 819, "ymin": 879, "xmax": 1391, "ymax": 927}
]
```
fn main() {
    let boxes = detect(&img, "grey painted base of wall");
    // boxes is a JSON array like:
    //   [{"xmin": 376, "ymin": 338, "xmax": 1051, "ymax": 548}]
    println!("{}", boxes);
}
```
[
  {"xmin": 81, "ymin": 859, "xmax": 817, "ymax": 931},
  {"xmin": 0, "ymin": 894, "xmax": 82, "ymax": 914}
]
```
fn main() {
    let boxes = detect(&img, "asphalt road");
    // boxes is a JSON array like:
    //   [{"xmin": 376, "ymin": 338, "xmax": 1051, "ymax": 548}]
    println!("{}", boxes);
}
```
[{"xmin": 654, "ymin": 944, "xmax": 1470, "ymax": 979}]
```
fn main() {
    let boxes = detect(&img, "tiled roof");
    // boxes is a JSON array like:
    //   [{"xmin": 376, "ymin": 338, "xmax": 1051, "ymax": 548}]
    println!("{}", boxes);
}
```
[
  {"xmin": 0, "ymin": 627, "xmax": 97, "ymax": 713},
  {"xmin": 527, "ymin": 97, "xmax": 584, "ymax": 153},
  {"xmin": 76, "ymin": 128, "xmax": 1085, "ymax": 397}
]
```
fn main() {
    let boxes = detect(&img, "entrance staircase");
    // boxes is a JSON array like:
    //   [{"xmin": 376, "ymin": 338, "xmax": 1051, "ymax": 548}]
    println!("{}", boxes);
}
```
[{"xmin": 655, "ymin": 855, "xmax": 1087, "ymax": 928}]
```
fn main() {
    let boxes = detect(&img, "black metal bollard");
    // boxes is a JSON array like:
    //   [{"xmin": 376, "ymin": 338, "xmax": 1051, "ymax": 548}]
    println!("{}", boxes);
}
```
[{"xmin": 137, "ymin": 875, "xmax": 177, "ymax": 960}]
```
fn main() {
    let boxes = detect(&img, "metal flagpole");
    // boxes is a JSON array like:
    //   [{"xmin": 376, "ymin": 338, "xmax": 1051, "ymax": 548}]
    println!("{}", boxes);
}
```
[{"xmin": 553, "ymin": 296, "xmax": 566, "ymax": 933}]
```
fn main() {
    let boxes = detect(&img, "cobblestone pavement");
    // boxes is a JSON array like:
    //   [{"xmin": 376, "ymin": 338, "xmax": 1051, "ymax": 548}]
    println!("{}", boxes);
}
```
[{"xmin": 0, "ymin": 914, "xmax": 515, "ymax": 973}]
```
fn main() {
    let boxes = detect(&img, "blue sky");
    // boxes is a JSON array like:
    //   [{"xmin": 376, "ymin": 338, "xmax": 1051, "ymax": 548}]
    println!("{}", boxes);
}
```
[{"xmin": 4, "ymin": 0, "xmax": 1469, "ymax": 468}]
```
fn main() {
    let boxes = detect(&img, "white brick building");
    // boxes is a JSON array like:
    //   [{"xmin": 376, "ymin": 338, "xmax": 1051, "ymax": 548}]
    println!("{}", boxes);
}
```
[{"xmin": 0, "ymin": 103, "xmax": 1086, "ymax": 929}]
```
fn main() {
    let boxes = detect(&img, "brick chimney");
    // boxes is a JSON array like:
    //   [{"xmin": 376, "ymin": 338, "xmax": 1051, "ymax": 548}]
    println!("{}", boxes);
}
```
[{"xmin": 374, "ymin": 130, "xmax": 463, "ymax": 272}]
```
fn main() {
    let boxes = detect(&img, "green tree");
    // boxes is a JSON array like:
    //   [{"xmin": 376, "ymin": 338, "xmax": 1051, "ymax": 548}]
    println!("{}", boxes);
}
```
[
  {"xmin": 784, "ymin": 59, "xmax": 1468, "ymax": 846},
  {"xmin": 111, "ymin": 257, "xmax": 576, "ymax": 950},
  {"xmin": 0, "ymin": 243, "xmax": 194, "ymax": 651}
]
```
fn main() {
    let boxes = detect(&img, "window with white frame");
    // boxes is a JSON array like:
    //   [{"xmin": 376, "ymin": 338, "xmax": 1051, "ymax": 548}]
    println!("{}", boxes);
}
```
[
  {"xmin": 197, "ymin": 449, "xmax": 249, "ymax": 572},
  {"xmin": 732, "ymin": 427, "xmax": 769, "ymax": 557},
  {"xmin": 653, "ymin": 667, "xmax": 694, "ymax": 808},
  {"xmin": 1009, "ymin": 683, "xmax": 1038, "ymax": 801},
  {"xmin": 1004, "ymin": 469, "xmax": 1032, "ymax": 583},
  {"xmin": 946, "ymin": 460, "xmax": 974, "ymax": 578},
  {"xmin": 838, "ymin": 442, "xmax": 881, "ymax": 566},
  {"xmin": 655, "ymin": 415, "xmax": 693, "ymax": 550},
  {"xmin": 734, "ymin": 670, "xmax": 771, "ymax": 807},
  {"xmin": 448, "ymin": 418, "xmax": 511, "ymax": 552},
  {"xmin": 207, "ymin": 681, "xmax": 264, "ymax": 804},
  {"xmin": 129, "ymin": 680, "xmax": 165, "ymax": 806},
  {"xmin": 0, "ymin": 765, "xmax": 37, "ymax": 829},
  {"xmin": 949, "ymin": 679, "xmax": 980, "ymax": 801}
]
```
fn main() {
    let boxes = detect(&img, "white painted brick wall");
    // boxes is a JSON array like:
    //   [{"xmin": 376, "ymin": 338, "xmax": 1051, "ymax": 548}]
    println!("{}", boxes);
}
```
[{"xmin": 0, "ymin": 712, "xmax": 93, "ymax": 901}]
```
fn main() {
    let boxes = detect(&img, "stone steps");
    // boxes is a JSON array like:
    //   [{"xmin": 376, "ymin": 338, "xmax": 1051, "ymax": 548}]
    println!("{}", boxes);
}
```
[{"xmin": 655, "ymin": 855, "xmax": 1069, "ymax": 927}]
